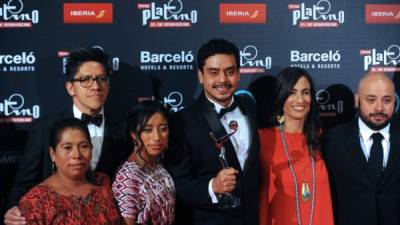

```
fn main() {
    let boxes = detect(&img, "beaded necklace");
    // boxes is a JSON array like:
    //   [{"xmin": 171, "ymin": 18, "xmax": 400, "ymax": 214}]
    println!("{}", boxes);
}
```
[{"xmin": 278, "ymin": 124, "xmax": 315, "ymax": 225}]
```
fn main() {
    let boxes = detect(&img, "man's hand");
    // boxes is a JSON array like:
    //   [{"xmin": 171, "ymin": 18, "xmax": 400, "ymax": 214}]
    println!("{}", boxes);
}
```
[
  {"xmin": 4, "ymin": 206, "xmax": 26, "ymax": 225},
  {"xmin": 212, "ymin": 167, "xmax": 239, "ymax": 194}
]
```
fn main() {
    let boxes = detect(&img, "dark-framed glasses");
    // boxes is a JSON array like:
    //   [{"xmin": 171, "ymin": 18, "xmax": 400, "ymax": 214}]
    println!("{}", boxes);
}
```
[{"xmin": 70, "ymin": 75, "xmax": 109, "ymax": 88}]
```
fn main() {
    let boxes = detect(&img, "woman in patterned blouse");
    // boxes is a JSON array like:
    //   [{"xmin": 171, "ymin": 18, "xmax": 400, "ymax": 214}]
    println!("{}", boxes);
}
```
[
  {"xmin": 19, "ymin": 118, "xmax": 120, "ymax": 225},
  {"xmin": 112, "ymin": 100, "xmax": 175, "ymax": 225}
]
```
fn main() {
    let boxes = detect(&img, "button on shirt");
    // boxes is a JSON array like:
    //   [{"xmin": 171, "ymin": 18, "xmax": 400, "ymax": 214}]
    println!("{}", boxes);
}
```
[
  {"xmin": 358, "ymin": 118, "xmax": 390, "ymax": 169},
  {"xmin": 207, "ymin": 97, "xmax": 251, "ymax": 203},
  {"xmin": 73, "ymin": 105, "xmax": 105, "ymax": 170}
]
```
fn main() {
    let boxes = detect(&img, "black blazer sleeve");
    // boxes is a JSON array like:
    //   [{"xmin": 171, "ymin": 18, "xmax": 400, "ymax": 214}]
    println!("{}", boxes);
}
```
[
  {"xmin": 7, "ymin": 118, "xmax": 52, "ymax": 208},
  {"xmin": 165, "ymin": 112, "xmax": 214, "ymax": 209}
]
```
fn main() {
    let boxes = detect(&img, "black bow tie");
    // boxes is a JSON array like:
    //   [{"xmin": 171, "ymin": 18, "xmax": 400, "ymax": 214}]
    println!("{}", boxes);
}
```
[
  {"xmin": 81, "ymin": 113, "xmax": 103, "ymax": 126},
  {"xmin": 217, "ymin": 102, "xmax": 238, "ymax": 119}
]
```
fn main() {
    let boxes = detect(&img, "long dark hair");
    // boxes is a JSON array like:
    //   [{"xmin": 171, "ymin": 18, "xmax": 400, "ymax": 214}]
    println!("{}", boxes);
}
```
[
  {"xmin": 271, "ymin": 67, "xmax": 321, "ymax": 154},
  {"xmin": 125, "ymin": 100, "xmax": 169, "ymax": 166}
]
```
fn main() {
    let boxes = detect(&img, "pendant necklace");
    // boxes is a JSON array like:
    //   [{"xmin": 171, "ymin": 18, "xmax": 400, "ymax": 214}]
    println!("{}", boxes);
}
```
[
  {"xmin": 279, "ymin": 124, "xmax": 315, "ymax": 225},
  {"xmin": 301, "ymin": 155, "xmax": 310, "ymax": 201}
]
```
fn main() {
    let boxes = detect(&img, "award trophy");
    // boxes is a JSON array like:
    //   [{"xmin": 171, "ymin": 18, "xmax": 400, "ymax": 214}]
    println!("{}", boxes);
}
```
[{"xmin": 209, "ymin": 120, "xmax": 240, "ymax": 209}]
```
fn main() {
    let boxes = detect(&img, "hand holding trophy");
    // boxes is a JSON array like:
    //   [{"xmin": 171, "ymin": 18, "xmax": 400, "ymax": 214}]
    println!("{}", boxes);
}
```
[{"xmin": 209, "ymin": 120, "xmax": 240, "ymax": 209}]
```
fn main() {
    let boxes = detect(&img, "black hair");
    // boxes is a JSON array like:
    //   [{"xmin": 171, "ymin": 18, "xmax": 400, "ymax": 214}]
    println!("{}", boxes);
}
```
[
  {"xmin": 65, "ymin": 47, "xmax": 112, "ymax": 81},
  {"xmin": 49, "ymin": 118, "xmax": 92, "ymax": 149},
  {"xmin": 271, "ymin": 67, "xmax": 321, "ymax": 155},
  {"xmin": 197, "ymin": 38, "xmax": 240, "ymax": 72},
  {"xmin": 125, "ymin": 100, "xmax": 169, "ymax": 166},
  {"xmin": 49, "ymin": 118, "xmax": 96, "ymax": 182}
]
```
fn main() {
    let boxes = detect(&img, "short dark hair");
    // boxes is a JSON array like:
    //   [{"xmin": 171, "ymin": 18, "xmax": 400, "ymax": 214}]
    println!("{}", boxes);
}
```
[
  {"xmin": 125, "ymin": 100, "xmax": 169, "ymax": 166},
  {"xmin": 65, "ymin": 47, "xmax": 112, "ymax": 81},
  {"xmin": 197, "ymin": 38, "xmax": 240, "ymax": 72},
  {"xmin": 271, "ymin": 67, "xmax": 321, "ymax": 154},
  {"xmin": 49, "ymin": 118, "xmax": 92, "ymax": 150}
]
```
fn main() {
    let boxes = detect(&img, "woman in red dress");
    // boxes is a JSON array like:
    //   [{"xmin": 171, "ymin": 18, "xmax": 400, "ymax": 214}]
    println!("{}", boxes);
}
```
[
  {"xmin": 259, "ymin": 67, "xmax": 334, "ymax": 225},
  {"xmin": 19, "ymin": 118, "xmax": 120, "ymax": 225}
]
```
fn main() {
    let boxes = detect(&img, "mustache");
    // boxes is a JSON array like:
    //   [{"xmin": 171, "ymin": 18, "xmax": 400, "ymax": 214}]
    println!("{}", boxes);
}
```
[
  {"xmin": 369, "ymin": 112, "xmax": 388, "ymax": 117},
  {"xmin": 212, "ymin": 83, "xmax": 233, "ymax": 89}
]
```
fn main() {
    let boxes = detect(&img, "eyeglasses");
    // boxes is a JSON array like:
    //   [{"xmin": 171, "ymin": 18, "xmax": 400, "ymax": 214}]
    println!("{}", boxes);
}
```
[{"xmin": 70, "ymin": 75, "xmax": 109, "ymax": 88}]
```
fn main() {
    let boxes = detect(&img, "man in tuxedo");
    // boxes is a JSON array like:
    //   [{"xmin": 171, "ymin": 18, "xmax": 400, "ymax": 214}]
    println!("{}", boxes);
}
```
[
  {"xmin": 4, "ymin": 47, "xmax": 129, "ymax": 225},
  {"xmin": 166, "ymin": 39, "xmax": 260, "ymax": 225},
  {"xmin": 324, "ymin": 72, "xmax": 400, "ymax": 225}
]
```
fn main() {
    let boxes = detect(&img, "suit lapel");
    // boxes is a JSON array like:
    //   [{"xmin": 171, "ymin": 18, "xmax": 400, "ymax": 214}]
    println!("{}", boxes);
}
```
[
  {"xmin": 345, "ymin": 119, "xmax": 380, "ymax": 183},
  {"xmin": 236, "ymin": 96, "xmax": 258, "ymax": 175},
  {"xmin": 380, "ymin": 120, "xmax": 400, "ymax": 186},
  {"xmin": 198, "ymin": 95, "xmax": 242, "ymax": 173}
]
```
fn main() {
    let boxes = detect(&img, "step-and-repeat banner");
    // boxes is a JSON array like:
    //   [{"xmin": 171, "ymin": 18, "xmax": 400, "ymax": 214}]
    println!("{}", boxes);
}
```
[{"xmin": 0, "ymin": 0, "xmax": 399, "ymax": 217}]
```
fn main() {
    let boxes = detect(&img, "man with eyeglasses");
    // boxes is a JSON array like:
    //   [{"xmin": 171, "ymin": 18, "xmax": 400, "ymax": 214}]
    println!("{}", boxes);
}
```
[{"xmin": 4, "ymin": 47, "xmax": 130, "ymax": 225}]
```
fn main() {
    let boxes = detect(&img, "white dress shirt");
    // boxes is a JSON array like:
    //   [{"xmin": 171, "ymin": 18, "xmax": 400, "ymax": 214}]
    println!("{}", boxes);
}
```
[
  {"xmin": 73, "ymin": 105, "xmax": 105, "ymax": 170},
  {"xmin": 206, "ymin": 97, "xmax": 251, "ymax": 203},
  {"xmin": 358, "ymin": 118, "xmax": 390, "ymax": 169}
]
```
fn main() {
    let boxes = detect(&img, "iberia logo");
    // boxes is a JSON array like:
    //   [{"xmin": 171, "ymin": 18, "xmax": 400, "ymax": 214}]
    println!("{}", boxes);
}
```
[
  {"xmin": 220, "ymin": 3, "xmax": 266, "ymax": 24},
  {"xmin": 63, "ymin": 3, "xmax": 113, "ymax": 24},
  {"xmin": 365, "ymin": 4, "xmax": 400, "ymax": 24}
]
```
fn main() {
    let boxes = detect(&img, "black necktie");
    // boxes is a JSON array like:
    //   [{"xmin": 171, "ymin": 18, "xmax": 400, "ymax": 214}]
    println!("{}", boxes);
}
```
[
  {"xmin": 217, "ymin": 102, "xmax": 238, "ymax": 119},
  {"xmin": 369, "ymin": 132, "xmax": 384, "ymax": 181},
  {"xmin": 81, "ymin": 113, "xmax": 103, "ymax": 127}
]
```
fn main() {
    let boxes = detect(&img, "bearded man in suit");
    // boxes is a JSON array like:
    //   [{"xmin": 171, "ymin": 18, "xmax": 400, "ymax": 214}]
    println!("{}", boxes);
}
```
[
  {"xmin": 166, "ymin": 39, "xmax": 260, "ymax": 225},
  {"xmin": 324, "ymin": 72, "xmax": 400, "ymax": 225}
]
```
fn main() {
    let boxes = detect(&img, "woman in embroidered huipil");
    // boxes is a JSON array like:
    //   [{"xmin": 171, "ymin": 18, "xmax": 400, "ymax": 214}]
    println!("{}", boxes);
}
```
[
  {"xmin": 19, "ymin": 118, "xmax": 120, "ymax": 225},
  {"xmin": 112, "ymin": 100, "xmax": 175, "ymax": 225}
]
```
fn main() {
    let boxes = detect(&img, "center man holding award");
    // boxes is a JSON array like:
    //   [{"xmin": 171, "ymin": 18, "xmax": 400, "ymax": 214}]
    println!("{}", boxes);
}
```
[{"xmin": 166, "ymin": 39, "xmax": 260, "ymax": 225}]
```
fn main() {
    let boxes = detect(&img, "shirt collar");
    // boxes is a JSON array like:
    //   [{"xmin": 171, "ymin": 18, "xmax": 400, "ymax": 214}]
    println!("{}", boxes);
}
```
[
  {"xmin": 206, "ymin": 96, "xmax": 235, "ymax": 114},
  {"xmin": 73, "ymin": 105, "xmax": 104, "ymax": 120},
  {"xmin": 358, "ymin": 117, "xmax": 390, "ymax": 142}
]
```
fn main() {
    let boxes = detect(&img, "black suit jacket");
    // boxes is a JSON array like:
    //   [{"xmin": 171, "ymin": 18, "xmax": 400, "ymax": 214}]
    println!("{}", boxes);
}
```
[
  {"xmin": 323, "ymin": 117, "xmax": 400, "ymax": 225},
  {"xmin": 166, "ymin": 94, "xmax": 260, "ymax": 225},
  {"xmin": 7, "ymin": 108, "xmax": 130, "ymax": 208}
]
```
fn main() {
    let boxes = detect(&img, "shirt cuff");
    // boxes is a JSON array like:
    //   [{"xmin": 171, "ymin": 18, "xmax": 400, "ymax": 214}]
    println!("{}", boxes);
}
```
[{"xmin": 208, "ymin": 178, "xmax": 219, "ymax": 203}]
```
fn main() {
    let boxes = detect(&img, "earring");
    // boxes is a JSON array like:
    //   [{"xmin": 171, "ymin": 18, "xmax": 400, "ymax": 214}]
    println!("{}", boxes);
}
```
[
  {"xmin": 132, "ymin": 139, "xmax": 138, "ymax": 152},
  {"xmin": 277, "ymin": 115, "xmax": 285, "ymax": 124},
  {"xmin": 52, "ymin": 162, "xmax": 56, "ymax": 173}
]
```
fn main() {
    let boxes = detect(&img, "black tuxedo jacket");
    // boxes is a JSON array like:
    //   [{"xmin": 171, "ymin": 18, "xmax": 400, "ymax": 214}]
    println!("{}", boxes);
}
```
[
  {"xmin": 7, "ymin": 108, "xmax": 130, "ymax": 208},
  {"xmin": 323, "ymin": 116, "xmax": 400, "ymax": 225},
  {"xmin": 166, "ymin": 94, "xmax": 260, "ymax": 225}
]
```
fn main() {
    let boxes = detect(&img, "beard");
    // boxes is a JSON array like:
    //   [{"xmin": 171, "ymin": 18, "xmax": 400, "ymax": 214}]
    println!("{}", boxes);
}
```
[{"xmin": 358, "ymin": 107, "xmax": 392, "ymax": 130}]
